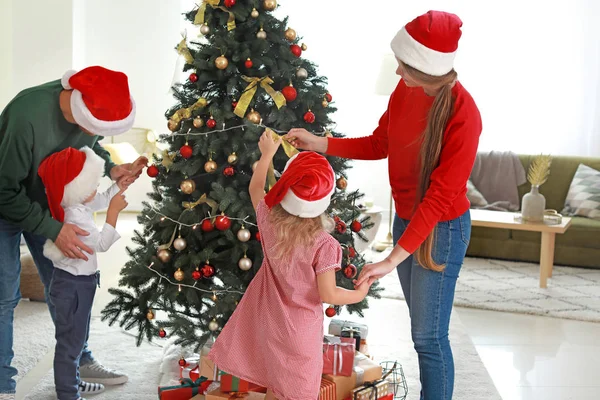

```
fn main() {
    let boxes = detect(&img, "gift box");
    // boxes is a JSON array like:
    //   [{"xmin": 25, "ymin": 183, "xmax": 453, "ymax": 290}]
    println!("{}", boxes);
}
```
[
  {"xmin": 323, "ymin": 353, "xmax": 383, "ymax": 400},
  {"xmin": 158, "ymin": 377, "xmax": 213, "ymax": 400},
  {"xmin": 200, "ymin": 356, "xmax": 221, "ymax": 381},
  {"xmin": 323, "ymin": 336, "xmax": 355, "ymax": 377},
  {"xmin": 341, "ymin": 327, "xmax": 361, "ymax": 352},
  {"xmin": 219, "ymin": 373, "xmax": 264, "ymax": 393},
  {"xmin": 329, "ymin": 319, "xmax": 369, "ymax": 340},
  {"xmin": 350, "ymin": 379, "xmax": 390, "ymax": 400},
  {"xmin": 205, "ymin": 389, "xmax": 265, "ymax": 400},
  {"xmin": 319, "ymin": 378, "xmax": 336, "ymax": 400}
]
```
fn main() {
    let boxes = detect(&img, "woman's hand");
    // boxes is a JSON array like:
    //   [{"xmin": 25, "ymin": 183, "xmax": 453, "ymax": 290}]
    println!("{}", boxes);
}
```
[
  {"xmin": 354, "ymin": 259, "xmax": 396, "ymax": 287},
  {"xmin": 258, "ymin": 129, "xmax": 282, "ymax": 159},
  {"xmin": 285, "ymin": 128, "xmax": 328, "ymax": 153}
]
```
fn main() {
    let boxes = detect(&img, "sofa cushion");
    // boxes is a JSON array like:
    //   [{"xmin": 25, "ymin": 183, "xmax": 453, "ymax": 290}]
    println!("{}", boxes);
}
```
[
  {"xmin": 511, "ymin": 217, "xmax": 600, "ymax": 250},
  {"xmin": 561, "ymin": 164, "xmax": 600, "ymax": 220}
]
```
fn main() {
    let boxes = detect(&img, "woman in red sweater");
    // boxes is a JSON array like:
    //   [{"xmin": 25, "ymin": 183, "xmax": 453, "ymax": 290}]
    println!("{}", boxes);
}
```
[{"xmin": 287, "ymin": 10, "xmax": 481, "ymax": 400}]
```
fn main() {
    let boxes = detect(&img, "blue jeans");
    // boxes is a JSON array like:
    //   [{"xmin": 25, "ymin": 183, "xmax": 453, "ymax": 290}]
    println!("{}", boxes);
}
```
[
  {"xmin": 0, "ymin": 219, "xmax": 95, "ymax": 394},
  {"xmin": 393, "ymin": 211, "xmax": 471, "ymax": 400}
]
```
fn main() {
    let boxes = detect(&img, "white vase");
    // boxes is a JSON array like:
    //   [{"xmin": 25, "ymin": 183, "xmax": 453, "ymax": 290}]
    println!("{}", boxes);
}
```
[{"xmin": 521, "ymin": 185, "xmax": 546, "ymax": 222}]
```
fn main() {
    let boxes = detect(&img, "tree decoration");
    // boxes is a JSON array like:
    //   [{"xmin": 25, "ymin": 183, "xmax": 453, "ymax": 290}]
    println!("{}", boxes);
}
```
[
  {"xmin": 246, "ymin": 109, "xmax": 262, "ymax": 124},
  {"xmin": 146, "ymin": 309, "xmax": 155, "ymax": 320},
  {"xmin": 180, "ymin": 179, "xmax": 196, "ymax": 194},
  {"xmin": 215, "ymin": 55, "xmax": 229, "ymax": 70},
  {"xmin": 238, "ymin": 255, "xmax": 252, "ymax": 271},
  {"xmin": 173, "ymin": 236, "xmax": 187, "ymax": 251},
  {"xmin": 325, "ymin": 306, "xmax": 336, "ymax": 318},
  {"xmin": 192, "ymin": 267, "xmax": 202, "ymax": 281},
  {"xmin": 303, "ymin": 110, "xmax": 316, "ymax": 123},
  {"xmin": 250, "ymin": 8, "xmax": 259, "ymax": 18},
  {"xmin": 351, "ymin": 220, "xmax": 362, "ymax": 232},
  {"xmin": 223, "ymin": 166, "xmax": 235, "ymax": 177},
  {"xmin": 290, "ymin": 44, "xmax": 302, "ymax": 57},
  {"xmin": 193, "ymin": 116, "xmax": 204, "ymax": 128},
  {"xmin": 237, "ymin": 226, "xmax": 251, "ymax": 242},
  {"xmin": 257, "ymin": 28, "xmax": 267, "ymax": 40},
  {"xmin": 215, "ymin": 214, "xmax": 231, "ymax": 231},
  {"xmin": 224, "ymin": 0, "xmax": 236, "ymax": 8},
  {"xmin": 296, "ymin": 68, "xmax": 308, "ymax": 79},
  {"xmin": 189, "ymin": 73, "xmax": 198, "ymax": 83},
  {"xmin": 301, "ymin": 43, "xmax": 307, "ymax": 51},
  {"xmin": 179, "ymin": 357, "xmax": 187, "ymax": 367},
  {"xmin": 343, "ymin": 263, "xmax": 358, "ymax": 279},
  {"xmin": 174, "ymin": 268, "xmax": 185, "ymax": 281},
  {"xmin": 336, "ymin": 177, "xmax": 347, "ymax": 190},
  {"xmin": 159, "ymin": 328, "xmax": 167, "ymax": 338},
  {"xmin": 206, "ymin": 116, "xmax": 217, "ymax": 129},
  {"xmin": 227, "ymin": 152, "xmax": 238, "ymax": 164},
  {"xmin": 204, "ymin": 158, "xmax": 218, "ymax": 173},
  {"xmin": 200, "ymin": 24, "xmax": 211, "ymax": 35},
  {"xmin": 201, "ymin": 262, "xmax": 215, "ymax": 278},
  {"xmin": 180, "ymin": 143, "xmax": 193, "ymax": 159},
  {"xmin": 201, "ymin": 219, "xmax": 215, "ymax": 232},
  {"xmin": 263, "ymin": 0, "xmax": 277, "ymax": 11},
  {"xmin": 245, "ymin": 58, "xmax": 253, "ymax": 69},
  {"xmin": 168, "ymin": 119, "xmax": 180, "ymax": 132},
  {"xmin": 284, "ymin": 28, "xmax": 297, "ymax": 41},
  {"xmin": 208, "ymin": 319, "xmax": 219, "ymax": 331},
  {"xmin": 147, "ymin": 165, "xmax": 159, "ymax": 178},
  {"xmin": 281, "ymin": 84, "xmax": 297, "ymax": 102},
  {"xmin": 325, "ymin": 93, "xmax": 333, "ymax": 102},
  {"xmin": 157, "ymin": 249, "xmax": 172, "ymax": 263}
]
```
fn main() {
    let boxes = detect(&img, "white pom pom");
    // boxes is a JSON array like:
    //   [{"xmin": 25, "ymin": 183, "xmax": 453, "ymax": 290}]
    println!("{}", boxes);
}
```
[{"xmin": 61, "ymin": 69, "xmax": 77, "ymax": 89}]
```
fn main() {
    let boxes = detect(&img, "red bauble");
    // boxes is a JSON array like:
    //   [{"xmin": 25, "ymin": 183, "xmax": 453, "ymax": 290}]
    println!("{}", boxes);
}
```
[
  {"xmin": 351, "ymin": 220, "xmax": 362, "ymax": 232},
  {"xmin": 281, "ymin": 85, "xmax": 297, "ymax": 102},
  {"xmin": 290, "ymin": 44, "xmax": 302, "ymax": 57},
  {"xmin": 223, "ymin": 166, "xmax": 235, "ymax": 177},
  {"xmin": 224, "ymin": 0, "xmax": 236, "ymax": 7},
  {"xmin": 334, "ymin": 216, "xmax": 341, "ymax": 223},
  {"xmin": 343, "ymin": 264, "xmax": 358, "ymax": 279},
  {"xmin": 180, "ymin": 144, "xmax": 193, "ymax": 159},
  {"xmin": 189, "ymin": 73, "xmax": 198, "ymax": 83},
  {"xmin": 159, "ymin": 328, "xmax": 167, "ymax": 338},
  {"xmin": 206, "ymin": 118, "xmax": 217, "ymax": 129},
  {"xmin": 244, "ymin": 58, "xmax": 253, "ymax": 69},
  {"xmin": 325, "ymin": 306, "xmax": 336, "ymax": 318},
  {"xmin": 215, "ymin": 215, "xmax": 231, "ymax": 231},
  {"xmin": 192, "ymin": 269, "xmax": 202, "ymax": 281},
  {"xmin": 201, "ymin": 219, "xmax": 215, "ymax": 232},
  {"xmin": 147, "ymin": 165, "xmax": 159, "ymax": 178},
  {"xmin": 348, "ymin": 246, "xmax": 357, "ymax": 258},
  {"xmin": 335, "ymin": 221, "xmax": 347, "ymax": 234},
  {"xmin": 325, "ymin": 92, "xmax": 333, "ymax": 102},
  {"xmin": 303, "ymin": 110, "xmax": 316, "ymax": 123},
  {"xmin": 232, "ymin": 101, "xmax": 238, "ymax": 109},
  {"xmin": 256, "ymin": 231, "xmax": 261, "ymax": 242},
  {"xmin": 201, "ymin": 263, "xmax": 215, "ymax": 278},
  {"xmin": 178, "ymin": 358, "xmax": 187, "ymax": 367}
]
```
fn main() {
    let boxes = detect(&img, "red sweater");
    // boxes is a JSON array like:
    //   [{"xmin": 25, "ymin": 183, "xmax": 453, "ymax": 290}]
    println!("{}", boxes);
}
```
[{"xmin": 327, "ymin": 80, "xmax": 482, "ymax": 253}]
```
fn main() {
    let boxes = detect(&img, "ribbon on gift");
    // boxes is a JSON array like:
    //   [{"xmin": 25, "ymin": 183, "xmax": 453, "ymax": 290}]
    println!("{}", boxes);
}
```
[
  {"xmin": 170, "ymin": 98, "xmax": 208, "ymax": 123},
  {"xmin": 227, "ymin": 393, "xmax": 248, "ymax": 399},
  {"xmin": 176, "ymin": 37, "xmax": 194, "ymax": 64},
  {"xmin": 194, "ymin": 0, "xmax": 236, "ymax": 31},
  {"xmin": 233, "ymin": 77, "xmax": 286, "ymax": 119},
  {"xmin": 180, "ymin": 377, "xmax": 211, "ymax": 396},
  {"xmin": 352, "ymin": 379, "xmax": 390, "ymax": 400},
  {"xmin": 355, "ymin": 381, "xmax": 378, "ymax": 400},
  {"xmin": 262, "ymin": 128, "xmax": 299, "ymax": 190},
  {"xmin": 182, "ymin": 193, "xmax": 219, "ymax": 216}
]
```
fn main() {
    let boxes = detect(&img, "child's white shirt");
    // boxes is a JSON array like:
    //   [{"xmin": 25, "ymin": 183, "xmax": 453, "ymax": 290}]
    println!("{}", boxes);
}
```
[{"xmin": 43, "ymin": 184, "xmax": 121, "ymax": 276}]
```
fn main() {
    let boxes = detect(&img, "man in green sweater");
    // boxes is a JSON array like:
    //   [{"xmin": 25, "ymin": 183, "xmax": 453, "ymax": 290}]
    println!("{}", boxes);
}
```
[{"xmin": 0, "ymin": 66, "xmax": 142, "ymax": 398}]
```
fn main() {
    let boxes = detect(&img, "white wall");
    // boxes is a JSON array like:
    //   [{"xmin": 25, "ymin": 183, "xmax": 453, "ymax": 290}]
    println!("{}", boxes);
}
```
[{"xmin": 0, "ymin": 0, "xmax": 13, "ymax": 108}]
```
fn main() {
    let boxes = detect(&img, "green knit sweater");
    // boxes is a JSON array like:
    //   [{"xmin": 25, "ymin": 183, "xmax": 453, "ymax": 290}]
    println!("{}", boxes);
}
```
[{"xmin": 0, "ymin": 80, "xmax": 116, "ymax": 240}]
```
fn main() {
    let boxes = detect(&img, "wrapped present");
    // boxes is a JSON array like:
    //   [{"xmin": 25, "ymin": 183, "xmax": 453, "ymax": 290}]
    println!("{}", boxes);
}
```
[
  {"xmin": 323, "ymin": 336, "xmax": 355, "ymax": 377},
  {"xmin": 341, "ymin": 327, "xmax": 361, "ymax": 352},
  {"xmin": 219, "ymin": 373, "xmax": 264, "ymax": 393},
  {"xmin": 319, "ymin": 378, "xmax": 336, "ymax": 400},
  {"xmin": 329, "ymin": 319, "xmax": 369, "ymax": 339},
  {"xmin": 205, "ymin": 389, "xmax": 265, "ymax": 400},
  {"xmin": 350, "ymin": 379, "xmax": 390, "ymax": 400},
  {"xmin": 200, "ymin": 355, "xmax": 221, "ymax": 381},
  {"xmin": 180, "ymin": 355, "xmax": 201, "ymax": 381},
  {"xmin": 323, "ymin": 353, "xmax": 382, "ymax": 400},
  {"xmin": 158, "ymin": 377, "xmax": 213, "ymax": 400}
]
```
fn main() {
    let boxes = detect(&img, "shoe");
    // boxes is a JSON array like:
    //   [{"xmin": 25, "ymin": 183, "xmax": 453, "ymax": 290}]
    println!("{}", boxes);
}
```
[
  {"xmin": 79, "ymin": 360, "xmax": 128, "ymax": 385},
  {"xmin": 79, "ymin": 381, "xmax": 105, "ymax": 395},
  {"xmin": 0, "ymin": 394, "xmax": 16, "ymax": 400}
]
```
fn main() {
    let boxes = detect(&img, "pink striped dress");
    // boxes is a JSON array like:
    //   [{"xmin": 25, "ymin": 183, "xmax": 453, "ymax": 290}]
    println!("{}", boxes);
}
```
[{"xmin": 209, "ymin": 200, "xmax": 342, "ymax": 400}]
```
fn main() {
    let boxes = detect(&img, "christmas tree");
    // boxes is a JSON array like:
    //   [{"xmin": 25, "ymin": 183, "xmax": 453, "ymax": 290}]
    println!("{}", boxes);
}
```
[{"xmin": 101, "ymin": 0, "xmax": 382, "ymax": 349}]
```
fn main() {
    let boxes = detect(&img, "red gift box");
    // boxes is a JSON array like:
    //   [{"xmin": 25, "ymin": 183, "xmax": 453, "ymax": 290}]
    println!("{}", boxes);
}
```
[
  {"xmin": 323, "ymin": 336, "xmax": 355, "ymax": 377},
  {"xmin": 220, "ymin": 373, "xmax": 265, "ymax": 393},
  {"xmin": 158, "ymin": 377, "xmax": 213, "ymax": 400}
]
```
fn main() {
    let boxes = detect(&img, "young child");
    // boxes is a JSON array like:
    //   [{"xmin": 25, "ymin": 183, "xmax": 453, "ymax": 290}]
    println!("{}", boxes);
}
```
[
  {"xmin": 38, "ymin": 146, "xmax": 133, "ymax": 400},
  {"xmin": 209, "ymin": 130, "xmax": 371, "ymax": 400}
]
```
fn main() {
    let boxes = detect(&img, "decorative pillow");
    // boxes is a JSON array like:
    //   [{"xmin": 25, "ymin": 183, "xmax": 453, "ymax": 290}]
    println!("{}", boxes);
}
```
[
  {"xmin": 562, "ymin": 164, "xmax": 600, "ymax": 220},
  {"xmin": 467, "ymin": 180, "xmax": 488, "ymax": 208}
]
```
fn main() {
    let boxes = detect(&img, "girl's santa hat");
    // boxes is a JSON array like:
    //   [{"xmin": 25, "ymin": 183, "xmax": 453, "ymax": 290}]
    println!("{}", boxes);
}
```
[
  {"xmin": 61, "ymin": 66, "xmax": 136, "ymax": 136},
  {"xmin": 38, "ymin": 146, "xmax": 105, "ymax": 223},
  {"xmin": 264, "ymin": 151, "xmax": 335, "ymax": 218},
  {"xmin": 391, "ymin": 10, "xmax": 463, "ymax": 76}
]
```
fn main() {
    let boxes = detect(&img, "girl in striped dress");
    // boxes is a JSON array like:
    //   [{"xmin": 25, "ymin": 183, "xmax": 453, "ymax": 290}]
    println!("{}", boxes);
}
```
[{"xmin": 209, "ymin": 131, "xmax": 371, "ymax": 400}]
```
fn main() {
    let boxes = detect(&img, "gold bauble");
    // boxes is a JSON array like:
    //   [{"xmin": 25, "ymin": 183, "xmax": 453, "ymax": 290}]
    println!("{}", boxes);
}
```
[
  {"xmin": 227, "ymin": 152, "xmax": 238, "ymax": 165},
  {"xmin": 180, "ymin": 179, "xmax": 196, "ymax": 194},
  {"xmin": 174, "ymin": 268, "xmax": 185, "ymax": 282},
  {"xmin": 215, "ymin": 55, "xmax": 229, "ymax": 70},
  {"xmin": 263, "ymin": 0, "xmax": 277, "ymax": 11},
  {"xmin": 193, "ymin": 117, "xmax": 204, "ymax": 128},
  {"xmin": 250, "ymin": 8, "xmax": 259, "ymax": 18},
  {"xmin": 167, "ymin": 119, "xmax": 180, "ymax": 132},
  {"xmin": 256, "ymin": 29, "xmax": 267, "ymax": 40},
  {"xmin": 157, "ymin": 249, "xmax": 172, "ymax": 263},
  {"xmin": 146, "ymin": 310, "xmax": 155, "ymax": 320},
  {"xmin": 246, "ymin": 110, "xmax": 261, "ymax": 124},
  {"xmin": 336, "ymin": 177, "xmax": 348, "ymax": 190},
  {"xmin": 179, "ymin": 108, "xmax": 192, "ymax": 119},
  {"xmin": 208, "ymin": 319, "xmax": 219, "ymax": 332},
  {"xmin": 322, "ymin": 100, "xmax": 329, "ymax": 108},
  {"xmin": 301, "ymin": 43, "xmax": 307, "ymax": 51},
  {"xmin": 204, "ymin": 159, "xmax": 217, "ymax": 173},
  {"xmin": 284, "ymin": 28, "xmax": 297, "ymax": 41}
]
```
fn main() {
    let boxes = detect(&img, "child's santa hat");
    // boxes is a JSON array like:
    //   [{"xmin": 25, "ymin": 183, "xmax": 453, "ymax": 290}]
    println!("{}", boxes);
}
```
[
  {"xmin": 38, "ymin": 146, "xmax": 105, "ymax": 223},
  {"xmin": 264, "ymin": 151, "xmax": 335, "ymax": 218},
  {"xmin": 391, "ymin": 10, "xmax": 463, "ymax": 76},
  {"xmin": 61, "ymin": 66, "xmax": 136, "ymax": 136}
]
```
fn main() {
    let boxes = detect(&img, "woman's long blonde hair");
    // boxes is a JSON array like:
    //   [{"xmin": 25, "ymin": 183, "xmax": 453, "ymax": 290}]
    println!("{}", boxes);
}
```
[
  {"xmin": 268, "ymin": 204, "xmax": 333, "ymax": 262},
  {"xmin": 400, "ymin": 61, "xmax": 457, "ymax": 272}
]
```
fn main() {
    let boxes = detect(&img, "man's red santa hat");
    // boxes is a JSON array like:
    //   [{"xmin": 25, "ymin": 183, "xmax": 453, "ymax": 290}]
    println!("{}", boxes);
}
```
[
  {"xmin": 391, "ymin": 10, "xmax": 463, "ymax": 77},
  {"xmin": 38, "ymin": 147, "xmax": 105, "ymax": 223},
  {"xmin": 264, "ymin": 151, "xmax": 335, "ymax": 218},
  {"xmin": 61, "ymin": 66, "xmax": 136, "ymax": 136}
]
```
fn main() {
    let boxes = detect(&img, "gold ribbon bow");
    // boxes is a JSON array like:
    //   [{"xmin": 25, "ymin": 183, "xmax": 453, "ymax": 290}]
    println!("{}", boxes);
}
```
[
  {"xmin": 170, "ymin": 98, "xmax": 208, "ymax": 123},
  {"xmin": 234, "ymin": 76, "xmax": 287, "ymax": 119},
  {"xmin": 182, "ymin": 193, "xmax": 219, "ymax": 217},
  {"xmin": 264, "ymin": 128, "xmax": 299, "ymax": 189},
  {"xmin": 195, "ymin": 0, "xmax": 236, "ymax": 31},
  {"xmin": 176, "ymin": 37, "xmax": 194, "ymax": 64},
  {"xmin": 161, "ymin": 150, "xmax": 176, "ymax": 171}
]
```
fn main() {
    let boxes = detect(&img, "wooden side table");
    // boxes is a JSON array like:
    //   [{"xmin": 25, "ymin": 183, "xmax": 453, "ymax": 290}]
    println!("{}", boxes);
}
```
[{"xmin": 470, "ymin": 209, "xmax": 572, "ymax": 288}]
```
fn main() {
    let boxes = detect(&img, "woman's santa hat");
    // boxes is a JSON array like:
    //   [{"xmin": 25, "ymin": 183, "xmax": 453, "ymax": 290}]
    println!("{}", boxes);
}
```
[
  {"xmin": 391, "ymin": 10, "xmax": 463, "ymax": 76},
  {"xmin": 264, "ymin": 151, "xmax": 335, "ymax": 218},
  {"xmin": 61, "ymin": 66, "xmax": 136, "ymax": 136},
  {"xmin": 38, "ymin": 147, "xmax": 105, "ymax": 223}
]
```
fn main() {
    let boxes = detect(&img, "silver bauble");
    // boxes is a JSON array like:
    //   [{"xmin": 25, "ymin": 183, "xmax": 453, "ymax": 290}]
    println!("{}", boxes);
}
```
[
  {"xmin": 208, "ymin": 319, "xmax": 219, "ymax": 331},
  {"xmin": 173, "ymin": 237, "xmax": 187, "ymax": 251},
  {"xmin": 257, "ymin": 29, "xmax": 267, "ymax": 40},
  {"xmin": 237, "ymin": 228, "xmax": 251, "ymax": 242},
  {"xmin": 238, "ymin": 256, "xmax": 253, "ymax": 271},
  {"xmin": 200, "ymin": 24, "xmax": 210, "ymax": 35},
  {"xmin": 296, "ymin": 68, "xmax": 308, "ymax": 79}
]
